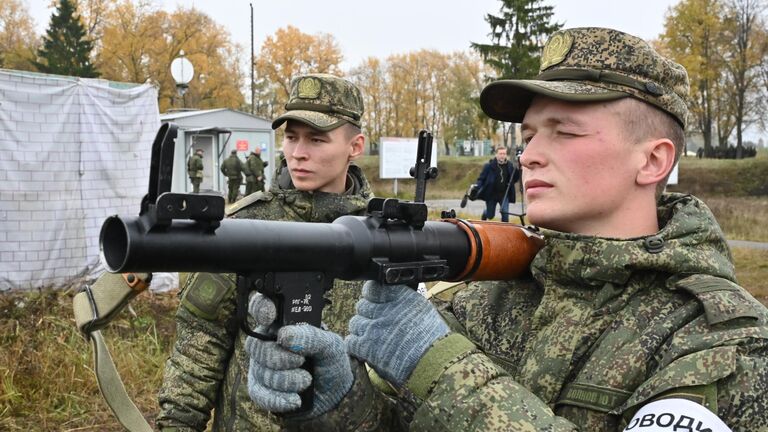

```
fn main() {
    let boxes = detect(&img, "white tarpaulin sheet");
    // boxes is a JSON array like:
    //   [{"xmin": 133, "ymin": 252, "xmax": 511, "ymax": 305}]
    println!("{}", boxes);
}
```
[{"xmin": 0, "ymin": 69, "xmax": 176, "ymax": 292}]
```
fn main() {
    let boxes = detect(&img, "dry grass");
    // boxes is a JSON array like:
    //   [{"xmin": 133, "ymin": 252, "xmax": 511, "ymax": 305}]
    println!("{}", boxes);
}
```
[
  {"xmin": 0, "ymin": 287, "xmax": 177, "ymax": 431},
  {"xmin": 698, "ymin": 196, "xmax": 768, "ymax": 242},
  {"xmin": 732, "ymin": 248, "xmax": 768, "ymax": 306},
  {"xmin": 357, "ymin": 155, "xmax": 486, "ymax": 199}
]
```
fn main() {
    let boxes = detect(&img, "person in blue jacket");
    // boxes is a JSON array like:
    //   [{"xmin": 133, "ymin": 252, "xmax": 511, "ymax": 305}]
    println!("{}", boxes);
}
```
[{"xmin": 475, "ymin": 145, "xmax": 521, "ymax": 222}]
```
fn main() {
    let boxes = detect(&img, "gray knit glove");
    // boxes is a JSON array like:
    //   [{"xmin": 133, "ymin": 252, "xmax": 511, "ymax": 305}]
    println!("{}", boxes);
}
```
[
  {"xmin": 346, "ymin": 281, "xmax": 450, "ymax": 386},
  {"xmin": 245, "ymin": 293, "xmax": 353, "ymax": 418}
]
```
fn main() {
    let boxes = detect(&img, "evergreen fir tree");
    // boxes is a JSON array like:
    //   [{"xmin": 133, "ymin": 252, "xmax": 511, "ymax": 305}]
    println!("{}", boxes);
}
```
[
  {"xmin": 34, "ymin": 0, "xmax": 99, "ymax": 78},
  {"xmin": 472, "ymin": 0, "xmax": 562, "ymax": 79}
]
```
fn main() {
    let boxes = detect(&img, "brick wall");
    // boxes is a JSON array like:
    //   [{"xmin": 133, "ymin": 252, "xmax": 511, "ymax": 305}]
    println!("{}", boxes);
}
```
[{"xmin": 0, "ymin": 70, "xmax": 161, "ymax": 291}]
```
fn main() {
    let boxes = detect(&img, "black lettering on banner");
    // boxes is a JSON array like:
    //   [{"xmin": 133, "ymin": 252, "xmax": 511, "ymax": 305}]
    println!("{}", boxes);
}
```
[
  {"xmin": 622, "ymin": 404, "xmax": 726, "ymax": 431},
  {"xmin": 674, "ymin": 415, "xmax": 694, "ymax": 431},
  {"xmin": 640, "ymin": 414, "xmax": 656, "ymax": 427},
  {"xmin": 656, "ymin": 413, "xmax": 675, "ymax": 427}
]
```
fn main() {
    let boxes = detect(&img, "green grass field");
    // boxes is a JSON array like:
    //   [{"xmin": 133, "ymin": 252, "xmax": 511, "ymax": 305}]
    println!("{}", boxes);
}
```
[{"xmin": 1, "ymin": 151, "xmax": 767, "ymax": 430}]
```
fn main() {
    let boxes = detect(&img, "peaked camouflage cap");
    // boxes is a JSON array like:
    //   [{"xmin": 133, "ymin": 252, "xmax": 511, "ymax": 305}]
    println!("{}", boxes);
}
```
[
  {"xmin": 480, "ymin": 27, "xmax": 691, "ymax": 128},
  {"xmin": 271, "ymin": 73, "xmax": 364, "ymax": 131}
]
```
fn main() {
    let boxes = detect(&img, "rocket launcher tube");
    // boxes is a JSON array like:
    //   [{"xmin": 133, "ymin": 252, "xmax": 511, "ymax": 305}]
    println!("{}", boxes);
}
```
[{"xmin": 100, "ymin": 214, "xmax": 542, "ymax": 284}]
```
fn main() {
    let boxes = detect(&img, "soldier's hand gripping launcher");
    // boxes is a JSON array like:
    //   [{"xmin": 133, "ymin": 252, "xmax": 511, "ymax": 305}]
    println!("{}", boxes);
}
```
[{"xmin": 99, "ymin": 124, "xmax": 543, "ymax": 410}]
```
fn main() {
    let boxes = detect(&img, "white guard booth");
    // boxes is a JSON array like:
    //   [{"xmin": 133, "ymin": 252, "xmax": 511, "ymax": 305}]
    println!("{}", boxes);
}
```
[{"xmin": 159, "ymin": 109, "xmax": 275, "ymax": 195}]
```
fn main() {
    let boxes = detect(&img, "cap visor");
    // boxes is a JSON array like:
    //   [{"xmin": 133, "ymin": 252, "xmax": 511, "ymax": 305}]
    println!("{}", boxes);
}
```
[
  {"xmin": 271, "ymin": 110, "xmax": 347, "ymax": 131},
  {"xmin": 480, "ymin": 80, "xmax": 628, "ymax": 123}
]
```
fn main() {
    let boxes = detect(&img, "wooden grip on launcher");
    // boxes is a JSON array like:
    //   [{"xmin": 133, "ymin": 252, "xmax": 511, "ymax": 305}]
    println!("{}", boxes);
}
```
[{"xmin": 443, "ymin": 220, "xmax": 544, "ymax": 282}]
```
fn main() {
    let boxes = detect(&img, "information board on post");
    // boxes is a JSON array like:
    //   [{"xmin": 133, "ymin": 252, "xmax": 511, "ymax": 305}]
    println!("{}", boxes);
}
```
[
  {"xmin": 667, "ymin": 163, "xmax": 679, "ymax": 185},
  {"xmin": 379, "ymin": 137, "xmax": 438, "ymax": 179}
]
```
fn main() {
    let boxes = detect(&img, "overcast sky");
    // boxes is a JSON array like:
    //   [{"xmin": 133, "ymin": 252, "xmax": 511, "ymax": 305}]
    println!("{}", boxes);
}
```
[{"xmin": 28, "ymin": 0, "xmax": 679, "ymax": 69}]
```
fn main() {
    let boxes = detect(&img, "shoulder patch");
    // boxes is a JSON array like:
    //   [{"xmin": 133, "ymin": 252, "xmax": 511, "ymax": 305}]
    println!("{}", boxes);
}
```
[
  {"xmin": 181, "ymin": 273, "xmax": 234, "ymax": 320},
  {"xmin": 226, "ymin": 191, "xmax": 271, "ymax": 216},
  {"xmin": 617, "ymin": 346, "xmax": 739, "ymax": 418},
  {"xmin": 675, "ymin": 274, "xmax": 763, "ymax": 325}
]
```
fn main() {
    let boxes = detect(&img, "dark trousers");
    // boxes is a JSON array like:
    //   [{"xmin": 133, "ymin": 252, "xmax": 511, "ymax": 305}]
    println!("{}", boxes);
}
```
[
  {"xmin": 227, "ymin": 180, "xmax": 240, "ymax": 203},
  {"xmin": 481, "ymin": 197, "xmax": 510, "ymax": 222},
  {"xmin": 246, "ymin": 178, "xmax": 264, "ymax": 196}
]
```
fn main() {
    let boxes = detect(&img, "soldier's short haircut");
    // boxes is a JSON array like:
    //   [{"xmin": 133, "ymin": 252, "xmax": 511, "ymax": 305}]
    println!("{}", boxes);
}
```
[
  {"xmin": 613, "ymin": 98, "xmax": 685, "ymax": 199},
  {"xmin": 342, "ymin": 123, "xmax": 362, "ymax": 140}
]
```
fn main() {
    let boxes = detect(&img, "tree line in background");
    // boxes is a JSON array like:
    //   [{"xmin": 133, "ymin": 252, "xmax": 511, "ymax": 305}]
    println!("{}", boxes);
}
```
[
  {"xmin": 660, "ymin": 0, "xmax": 766, "ymax": 158},
  {"xmin": 1, "ymin": 0, "xmax": 245, "ymax": 112},
  {"xmin": 1, "ymin": 0, "xmax": 766, "ymax": 157}
]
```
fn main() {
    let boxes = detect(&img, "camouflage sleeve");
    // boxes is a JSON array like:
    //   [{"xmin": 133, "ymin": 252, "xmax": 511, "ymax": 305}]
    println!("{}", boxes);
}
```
[
  {"xmin": 406, "ymin": 333, "xmax": 579, "ymax": 431},
  {"xmin": 287, "ymin": 325, "xmax": 579, "ymax": 430},
  {"xmin": 156, "ymin": 273, "xmax": 238, "ymax": 431},
  {"xmin": 281, "ymin": 360, "xmax": 408, "ymax": 432},
  {"xmin": 612, "ymin": 344, "xmax": 768, "ymax": 430},
  {"xmin": 716, "ymin": 346, "xmax": 768, "ymax": 430}
]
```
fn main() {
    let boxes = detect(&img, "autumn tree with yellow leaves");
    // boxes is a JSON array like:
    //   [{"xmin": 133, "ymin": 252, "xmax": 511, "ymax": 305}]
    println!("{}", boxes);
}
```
[
  {"xmin": 660, "ymin": 0, "xmax": 726, "ymax": 155},
  {"xmin": 18, "ymin": 3, "xmax": 494, "ymax": 148},
  {"xmin": 0, "ymin": 0, "xmax": 38, "ymax": 70},
  {"xmin": 93, "ymin": 1, "xmax": 244, "ymax": 112},
  {"xmin": 253, "ymin": 25, "xmax": 343, "ymax": 119},
  {"xmin": 349, "ymin": 50, "xmax": 490, "ymax": 154}
]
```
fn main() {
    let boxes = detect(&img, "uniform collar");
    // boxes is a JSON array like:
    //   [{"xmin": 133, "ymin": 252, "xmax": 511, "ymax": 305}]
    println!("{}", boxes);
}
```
[{"xmin": 531, "ymin": 194, "xmax": 735, "ymax": 289}]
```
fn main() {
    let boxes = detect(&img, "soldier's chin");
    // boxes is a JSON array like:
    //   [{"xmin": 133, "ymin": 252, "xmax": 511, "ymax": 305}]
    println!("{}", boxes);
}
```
[
  {"xmin": 525, "ymin": 205, "xmax": 548, "ymax": 229},
  {"xmin": 291, "ymin": 179, "xmax": 317, "ymax": 192}
]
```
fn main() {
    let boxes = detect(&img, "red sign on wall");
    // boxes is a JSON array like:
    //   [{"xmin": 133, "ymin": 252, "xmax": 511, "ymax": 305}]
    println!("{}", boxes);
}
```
[{"xmin": 236, "ymin": 139, "xmax": 249, "ymax": 151}]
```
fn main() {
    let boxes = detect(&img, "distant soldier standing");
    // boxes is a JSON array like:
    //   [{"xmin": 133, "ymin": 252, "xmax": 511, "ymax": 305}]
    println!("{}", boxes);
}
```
[
  {"xmin": 245, "ymin": 147, "xmax": 265, "ymax": 195},
  {"xmin": 220, "ymin": 149, "xmax": 243, "ymax": 203},
  {"xmin": 187, "ymin": 148, "xmax": 204, "ymax": 193}
]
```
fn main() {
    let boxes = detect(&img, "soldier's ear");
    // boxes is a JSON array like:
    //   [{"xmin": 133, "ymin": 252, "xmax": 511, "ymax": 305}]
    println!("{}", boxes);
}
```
[
  {"xmin": 349, "ymin": 133, "xmax": 365, "ymax": 161},
  {"xmin": 636, "ymin": 138, "xmax": 675, "ymax": 187}
]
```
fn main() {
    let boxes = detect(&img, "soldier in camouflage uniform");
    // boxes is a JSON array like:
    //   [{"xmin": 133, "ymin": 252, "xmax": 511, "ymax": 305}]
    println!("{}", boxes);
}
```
[
  {"xmin": 156, "ymin": 73, "xmax": 371, "ymax": 431},
  {"xmin": 246, "ymin": 28, "xmax": 768, "ymax": 431},
  {"xmin": 245, "ymin": 147, "xmax": 266, "ymax": 196},
  {"xmin": 187, "ymin": 149, "xmax": 204, "ymax": 193},
  {"xmin": 220, "ymin": 150, "xmax": 243, "ymax": 203}
]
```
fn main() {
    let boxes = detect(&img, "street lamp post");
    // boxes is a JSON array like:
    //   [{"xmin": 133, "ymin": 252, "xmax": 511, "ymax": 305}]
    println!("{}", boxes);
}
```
[{"xmin": 170, "ymin": 50, "xmax": 194, "ymax": 108}]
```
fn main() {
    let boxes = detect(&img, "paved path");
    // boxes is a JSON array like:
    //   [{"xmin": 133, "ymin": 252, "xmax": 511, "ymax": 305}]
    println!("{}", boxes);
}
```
[
  {"xmin": 425, "ymin": 200, "xmax": 768, "ymax": 250},
  {"xmin": 427, "ymin": 199, "xmax": 526, "ymax": 221},
  {"xmin": 727, "ymin": 240, "xmax": 768, "ymax": 250}
]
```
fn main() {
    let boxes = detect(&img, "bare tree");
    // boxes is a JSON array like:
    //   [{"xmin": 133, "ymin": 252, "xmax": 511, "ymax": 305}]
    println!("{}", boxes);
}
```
[{"xmin": 723, "ymin": 0, "xmax": 765, "ymax": 157}]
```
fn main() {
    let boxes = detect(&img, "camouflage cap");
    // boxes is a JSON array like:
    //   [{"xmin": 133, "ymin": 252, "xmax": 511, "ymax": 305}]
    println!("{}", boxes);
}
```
[
  {"xmin": 480, "ymin": 27, "xmax": 690, "ymax": 128},
  {"xmin": 271, "ymin": 73, "xmax": 364, "ymax": 131}
]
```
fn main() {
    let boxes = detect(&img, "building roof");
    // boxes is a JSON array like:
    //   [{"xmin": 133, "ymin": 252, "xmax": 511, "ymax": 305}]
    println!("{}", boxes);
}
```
[
  {"xmin": 160, "ymin": 108, "xmax": 270, "ymax": 123},
  {"xmin": 160, "ymin": 108, "xmax": 228, "ymax": 120}
]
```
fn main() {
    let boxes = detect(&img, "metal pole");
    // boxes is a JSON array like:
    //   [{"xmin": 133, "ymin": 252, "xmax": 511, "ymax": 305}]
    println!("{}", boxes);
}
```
[{"xmin": 250, "ymin": 3, "xmax": 255, "ymax": 115}]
